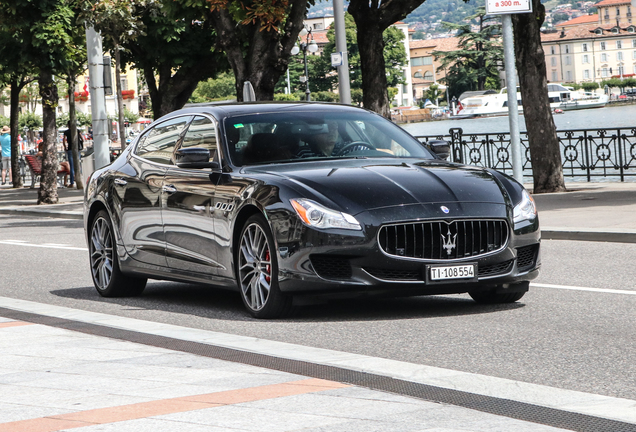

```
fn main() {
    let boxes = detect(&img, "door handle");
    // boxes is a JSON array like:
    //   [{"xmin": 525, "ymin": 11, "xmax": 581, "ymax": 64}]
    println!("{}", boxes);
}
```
[
  {"xmin": 114, "ymin": 178, "xmax": 127, "ymax": 186},
  {"xmin": 162, "ymin": 184, "xmax": 177, "ymax": 194}
]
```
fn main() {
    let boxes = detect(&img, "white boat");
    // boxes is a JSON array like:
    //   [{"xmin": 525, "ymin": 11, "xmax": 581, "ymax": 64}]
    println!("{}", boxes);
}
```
[{"xmin": 455, "ymin": 84, "xmax": 608, "ymax": 118}]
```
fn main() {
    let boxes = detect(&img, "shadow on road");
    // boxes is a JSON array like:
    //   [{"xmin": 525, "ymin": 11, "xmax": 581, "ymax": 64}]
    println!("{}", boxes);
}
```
[{"xmin": 51, "ymin": 281, "xmax": 524, "ymax": 323}]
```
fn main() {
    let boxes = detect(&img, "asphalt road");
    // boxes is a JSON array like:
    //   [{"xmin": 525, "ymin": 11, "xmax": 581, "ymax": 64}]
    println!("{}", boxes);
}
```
[{"xmin": 1, "ymin": 214, "xmax": 634, "ymax": 401}]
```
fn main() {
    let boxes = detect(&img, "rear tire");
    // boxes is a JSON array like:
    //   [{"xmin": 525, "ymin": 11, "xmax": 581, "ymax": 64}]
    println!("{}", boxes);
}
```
[
  {"xmin": 89, "ymin": 210, "xmax": 147, "ymax": 297},
  {"xmin": 236, "ymin": 214, "xmax": 292, "ymax": 319}
]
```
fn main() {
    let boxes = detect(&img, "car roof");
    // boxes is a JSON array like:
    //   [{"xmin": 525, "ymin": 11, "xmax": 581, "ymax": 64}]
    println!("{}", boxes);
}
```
[{"xmin": 162, "ymin": 102, "xmax": 376, "ymax": 122}]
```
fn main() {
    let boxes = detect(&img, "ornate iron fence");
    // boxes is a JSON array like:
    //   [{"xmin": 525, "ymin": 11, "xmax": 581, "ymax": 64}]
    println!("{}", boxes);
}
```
[{"xmin": 415, "ymin": 127, "xmax": 636, "ymax": 181}]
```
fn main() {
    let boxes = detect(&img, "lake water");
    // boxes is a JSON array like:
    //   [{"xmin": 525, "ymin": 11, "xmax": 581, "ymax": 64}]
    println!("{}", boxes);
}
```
[{"xmin": 401, "ymin": 103, "xmax": 636, "ymax": 137}]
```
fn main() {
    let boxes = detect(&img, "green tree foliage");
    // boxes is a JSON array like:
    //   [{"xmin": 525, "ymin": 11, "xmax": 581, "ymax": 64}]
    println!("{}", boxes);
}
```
[
  {"xmin": 425, "ymin": 83, "xmax": 444, "ymax": 103},
  {"xmin": 433, "ymin": 8, "xmax": 503, "ymax": 98},
  {"xmin": 189, "ymin": 72, "xmax": 237, "ymax": 102},
  {"xmin": 203, "ymin": 0, "xmax": 315, "ymax": 101},
  {"xmin": 92, "ymin": 0, "xmax": 230, "ymax": 119},
  {"xmin": 551, "ymin": 12, "xmax": 570, "ymax": 24},
  {"xmin": 0, "ymin": 0, "xmax": 82, "ymax": 197},
  {"xmin": 347, "ymin": 0, "xmax": 426, "ymax": 118},
  {"xmin": 19, "ymin": 112, "xmax": 42, "ymax": 131},
  {"xmin": 580, "ymin": 81, "xmax": 600, "ymax": 92},
  {"xmin": 403, "ymin": 0, "xmax": 479, "ymax": 30},
  {"xmin": 305, "ymin": 13, "xmax": 406, "ymax": 98}
]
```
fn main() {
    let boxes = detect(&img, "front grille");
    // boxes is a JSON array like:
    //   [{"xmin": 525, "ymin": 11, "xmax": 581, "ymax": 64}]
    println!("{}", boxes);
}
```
[
  {"xmin": 364, "ymin": 268, "xmax": 422, "ymax": 281},
  {"xmin": 516, "ymin": 244, "xmax": 539, "ymax": 271},
  {"xmin": 478, "ymin": 260, "xmax": 514, "ymax": 277},
  {"xmin": 379, "ymin": 219, "xmax": 509, "ymax": 260},
  {"xmin": 310, "ymin": 255, "xmax": 352, "ymax": 280}
]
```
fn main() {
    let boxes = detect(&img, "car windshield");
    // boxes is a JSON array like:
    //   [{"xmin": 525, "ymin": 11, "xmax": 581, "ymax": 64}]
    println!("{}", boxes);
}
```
[{"xmin": 224, "ymin": 111, "xmax": 435, "ymax": 166}]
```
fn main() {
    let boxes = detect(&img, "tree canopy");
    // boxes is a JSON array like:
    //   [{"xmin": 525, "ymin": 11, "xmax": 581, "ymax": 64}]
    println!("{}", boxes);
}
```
[{"xmin": 433, "ymin": 9, "xmax": 503, "ymax": 98}]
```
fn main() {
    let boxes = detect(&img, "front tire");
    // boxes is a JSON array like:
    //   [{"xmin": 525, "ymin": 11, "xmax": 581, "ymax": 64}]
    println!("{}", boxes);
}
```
[
  {"xmin": 236, "ymin": 214, "xmax": 292, "ymax": 319},
  {"xmin": 89, "ymin": 210, "xmax": 147, "ymax": 297},
  {"xmin": 469, "ymin": 285, "xmax": 527, "ymax": 304}
]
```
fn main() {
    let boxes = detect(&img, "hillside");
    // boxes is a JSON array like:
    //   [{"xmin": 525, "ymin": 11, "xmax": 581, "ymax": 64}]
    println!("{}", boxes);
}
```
[{"xmin": 308, "ymin": 0, "xmax": 579, "ymax": 36}]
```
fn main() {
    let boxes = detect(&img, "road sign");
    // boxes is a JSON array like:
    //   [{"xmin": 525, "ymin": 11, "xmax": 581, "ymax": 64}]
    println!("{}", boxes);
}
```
[
  {"xmin": 331, "ymin": 52, "xmax": 343, "ymax": 68},
  {"xmin": 485, "ymin": 0, "xmax": 532, "ymax": 14}
]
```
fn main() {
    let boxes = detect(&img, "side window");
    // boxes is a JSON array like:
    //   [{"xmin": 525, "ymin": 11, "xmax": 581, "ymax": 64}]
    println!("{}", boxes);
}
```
[
  {"xmin": 179, "ymin": 116, "xmax": 218, "ymax": 162},
  {"xmin": 135, "ymin": 116, "xmax": 190, "ymax": 165}
]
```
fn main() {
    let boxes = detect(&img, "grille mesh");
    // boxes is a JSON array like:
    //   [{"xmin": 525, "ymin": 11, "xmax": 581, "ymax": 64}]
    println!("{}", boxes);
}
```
[
  {"xmin": 364, "ymin": 268, "xmax": 422, "ymax": 281},
  {"xmin": 310, "ymin": 255, "xmax": 352, "ymax": 280},
  {"xmin": 517, "ymin": 244, "xmax": 539, "ymax": 271},
  {"xmin": 478, "ymin": 260, "xmax": 514, "ymax": 277},
  {"xmin": 379, "ymin": 220, "xmax": 509, "ymax": 260}
]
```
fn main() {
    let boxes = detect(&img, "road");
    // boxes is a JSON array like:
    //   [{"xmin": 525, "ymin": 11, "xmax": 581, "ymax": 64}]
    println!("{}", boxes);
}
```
[{"xmin": 1, "ymin": 213, "xmax": 635, "ymax": 402}]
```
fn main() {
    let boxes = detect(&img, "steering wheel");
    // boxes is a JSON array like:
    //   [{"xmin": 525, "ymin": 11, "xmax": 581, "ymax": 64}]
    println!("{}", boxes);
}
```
[{"xmin": 336, "ymin": 141, "xmax": 377, "ymax": 156}]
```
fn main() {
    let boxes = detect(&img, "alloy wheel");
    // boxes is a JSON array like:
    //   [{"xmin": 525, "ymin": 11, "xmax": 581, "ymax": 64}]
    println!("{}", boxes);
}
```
[
  {"xmin": 239, "ymin": 222, "xmax": 272, "ymax": 311},
  {"xmin": 90, "ymin": 216, "xmax": 114, "ymax": 290}
]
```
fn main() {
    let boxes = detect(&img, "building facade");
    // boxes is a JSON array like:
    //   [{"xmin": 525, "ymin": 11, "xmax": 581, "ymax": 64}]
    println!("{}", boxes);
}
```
[
  {"xmin": 542, "ymin": 23, "xmax": 636, "ymax": 84},
  {"xmin": 409, "ymin": 38, "xmax": 459, "ymax": 105}
]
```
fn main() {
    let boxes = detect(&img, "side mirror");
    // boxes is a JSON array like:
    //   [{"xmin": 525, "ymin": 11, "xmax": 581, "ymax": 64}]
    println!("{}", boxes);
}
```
[
  {"xmin": 176, "ymin": 147, "xmax": 219, "ymax": 169},
  {"xmin": 428, "ymin": 140, "xmax": 450, "ymax": 160}
]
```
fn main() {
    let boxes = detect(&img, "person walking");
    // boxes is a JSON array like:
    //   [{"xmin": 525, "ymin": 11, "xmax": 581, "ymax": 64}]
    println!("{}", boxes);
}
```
[
  {"xmin": 1, "ymin": 126, "xmax": 11, "ymax": 185},
  {"xmin": 62, "ymin": 121, "xmax": 83, "ymax": 188}
]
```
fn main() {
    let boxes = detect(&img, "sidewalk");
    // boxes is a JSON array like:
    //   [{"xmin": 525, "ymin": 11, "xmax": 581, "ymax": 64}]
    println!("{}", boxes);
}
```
[
  {"xmin": 2, "ymin": 181, "xmax": 636, "ymax": 242},
  {"xmin": 2, "ymin": 298, "xmax": 635, "ymax": 432}
]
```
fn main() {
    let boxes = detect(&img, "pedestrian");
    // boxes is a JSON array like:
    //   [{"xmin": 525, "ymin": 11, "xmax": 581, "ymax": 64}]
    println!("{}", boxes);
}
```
[
  {"xmin": 1, "ymin": 125, "xmax": 11, "ymax": 185},
  {"xmin": 62, "ymin": 121, "xmax": 83, "ymax": 188}
]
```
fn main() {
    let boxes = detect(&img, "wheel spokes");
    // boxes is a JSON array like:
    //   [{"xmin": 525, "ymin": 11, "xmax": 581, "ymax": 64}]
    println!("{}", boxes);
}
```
[
  {"xmin": 90, "ymin": 217, "xmax": 113, "ymax": 290},
  {"xmin": 239, "ymin": 223, "xmax": 272, "ymax": 311}
]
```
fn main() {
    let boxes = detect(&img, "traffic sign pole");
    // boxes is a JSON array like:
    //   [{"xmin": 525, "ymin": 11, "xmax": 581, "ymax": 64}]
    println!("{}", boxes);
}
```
[{"xmin": 486, "ymin": 0, "xmax": 532, "ymax": 184}]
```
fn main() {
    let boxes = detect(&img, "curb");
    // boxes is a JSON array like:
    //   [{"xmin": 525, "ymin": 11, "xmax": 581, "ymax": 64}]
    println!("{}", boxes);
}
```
[
  {"xmin": 542, "ymin": 229, "xmax": 636, "ymax": 243},
  {"xmin": 0, "ymin": 207, "xmax": 83, "ymax": 220}
]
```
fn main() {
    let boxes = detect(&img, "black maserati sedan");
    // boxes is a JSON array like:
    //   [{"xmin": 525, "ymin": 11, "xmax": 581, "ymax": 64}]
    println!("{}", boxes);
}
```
[{"xmin": 84, "ymin": 102, "xmax": 540, "ymax": 318}]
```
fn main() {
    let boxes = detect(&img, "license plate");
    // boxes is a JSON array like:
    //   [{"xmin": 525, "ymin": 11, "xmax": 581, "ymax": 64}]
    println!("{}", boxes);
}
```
[{"xmin": 430, "ymin": 264, "xmax": 475, "ymax": 281}]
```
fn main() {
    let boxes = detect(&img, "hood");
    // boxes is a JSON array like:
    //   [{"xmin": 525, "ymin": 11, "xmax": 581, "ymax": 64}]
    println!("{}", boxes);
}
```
[{"xmin": 250, "ymin": 160, "xmax": 508, "ymax": 215}]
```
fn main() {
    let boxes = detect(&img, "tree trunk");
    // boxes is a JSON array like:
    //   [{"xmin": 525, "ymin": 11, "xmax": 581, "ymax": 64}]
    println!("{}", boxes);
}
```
[
  {"xmin": 512, "ymin": 0, "xmax": 566, "ymax": 193},
  {"xmin": 115, "ymin": 47, "xmax": 126, "ymax": 150},
  {"xmin": 144, "ymin": 65, "xmax": 203, "ymax": 119},
  {"xmin": 352, "ymin": 17, "xmax": 390, "ymax": 118},
  {"xmin": 9, "ymin": 78, "xmax": 25, "ymax": 188},
  {"xmin": 67, "ymin": 77, "xmax": 83, "ymax": 190},
  {"xmin": 37, "ymin": 70, "xmax": 59, "ymax": 205},
  {"xmin": 211, "ymin": 1, "xmax": 308, "ymax": 102}
]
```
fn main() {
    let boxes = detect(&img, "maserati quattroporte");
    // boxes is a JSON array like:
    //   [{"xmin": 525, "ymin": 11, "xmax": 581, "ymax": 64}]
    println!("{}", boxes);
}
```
[{"xmin": 84, "ymin": 102, "xmax": 540, "ymax": 318}]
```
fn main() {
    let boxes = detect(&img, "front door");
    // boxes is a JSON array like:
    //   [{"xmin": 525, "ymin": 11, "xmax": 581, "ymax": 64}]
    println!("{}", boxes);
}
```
[
  {"xmin": 163, "ymin": 116, "xmax": 224, "ymax": 275},
  {"xmin": 118, "ymin": 115, "xmax": 191, "ymax": 267}
]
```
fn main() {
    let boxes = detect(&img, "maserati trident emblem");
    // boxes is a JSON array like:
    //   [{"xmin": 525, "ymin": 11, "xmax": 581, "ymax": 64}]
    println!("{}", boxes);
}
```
[
  {"xmin": 440, "ymin": 206, "xmax": 450, "ymax": 214},
  {"xmin": 441, "ymin": 226, "xmax": 457, "ymax": 256}
]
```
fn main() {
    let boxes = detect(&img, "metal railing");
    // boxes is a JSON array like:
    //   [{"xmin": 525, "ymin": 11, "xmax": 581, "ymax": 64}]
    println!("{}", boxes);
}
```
[{"xmin": 415, "ymin": 127, "xmax": 636, "ymax": 181}]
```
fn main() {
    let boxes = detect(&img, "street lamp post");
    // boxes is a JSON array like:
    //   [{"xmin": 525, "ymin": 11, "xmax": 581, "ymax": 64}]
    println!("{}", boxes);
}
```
[{"xmin": 291, "ymin": 26, "xmax": 318, "ymax": 101}]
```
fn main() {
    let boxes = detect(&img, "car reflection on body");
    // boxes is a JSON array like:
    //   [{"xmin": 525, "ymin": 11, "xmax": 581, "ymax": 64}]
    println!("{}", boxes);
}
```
[{"xmin": 83, "ymin": 102, "xmax": 540, "ymax": 318}]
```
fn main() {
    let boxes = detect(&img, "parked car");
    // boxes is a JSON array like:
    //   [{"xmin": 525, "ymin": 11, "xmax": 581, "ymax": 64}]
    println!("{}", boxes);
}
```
[{"xmin": 84, "ymin": 102, "xmax": 541, "ymax": 318}]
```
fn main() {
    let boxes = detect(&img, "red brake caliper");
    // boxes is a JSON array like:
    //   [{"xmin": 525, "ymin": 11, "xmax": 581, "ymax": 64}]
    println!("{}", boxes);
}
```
[{"xmin": 264, "ymin": 250, "xmax": 271, "ymax": 283}]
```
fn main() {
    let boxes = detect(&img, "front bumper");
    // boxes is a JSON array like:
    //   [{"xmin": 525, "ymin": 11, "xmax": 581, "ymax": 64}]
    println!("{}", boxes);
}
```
[{"xmin": 275, "ymin": 215, "xmax": 541, "ymax": 297}]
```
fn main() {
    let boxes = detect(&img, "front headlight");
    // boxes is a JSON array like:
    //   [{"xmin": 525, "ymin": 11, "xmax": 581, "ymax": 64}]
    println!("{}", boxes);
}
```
[
  {"xmin": 513, "ymin": 189, "xmax": 537, "ymax": 224},
  {"xmin": 290, "ymin": 198, "xmax": 361, "ymax": 230}
]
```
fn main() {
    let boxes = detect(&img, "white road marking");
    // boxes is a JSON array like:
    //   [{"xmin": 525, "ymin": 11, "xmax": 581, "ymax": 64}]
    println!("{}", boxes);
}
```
[
  {"xmin": 532, "ymin": 282, "xmax": 636, "ymax": 295},
  {"xmin": 0, "ymin": 240, "xmax": 87, "ymax": 251}
]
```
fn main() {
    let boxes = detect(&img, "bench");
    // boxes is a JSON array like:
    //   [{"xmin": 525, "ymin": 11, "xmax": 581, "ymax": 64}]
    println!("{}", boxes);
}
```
[{"xmin": 23, "ymin": 155, "xmax": 70, "ymax": 189}]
